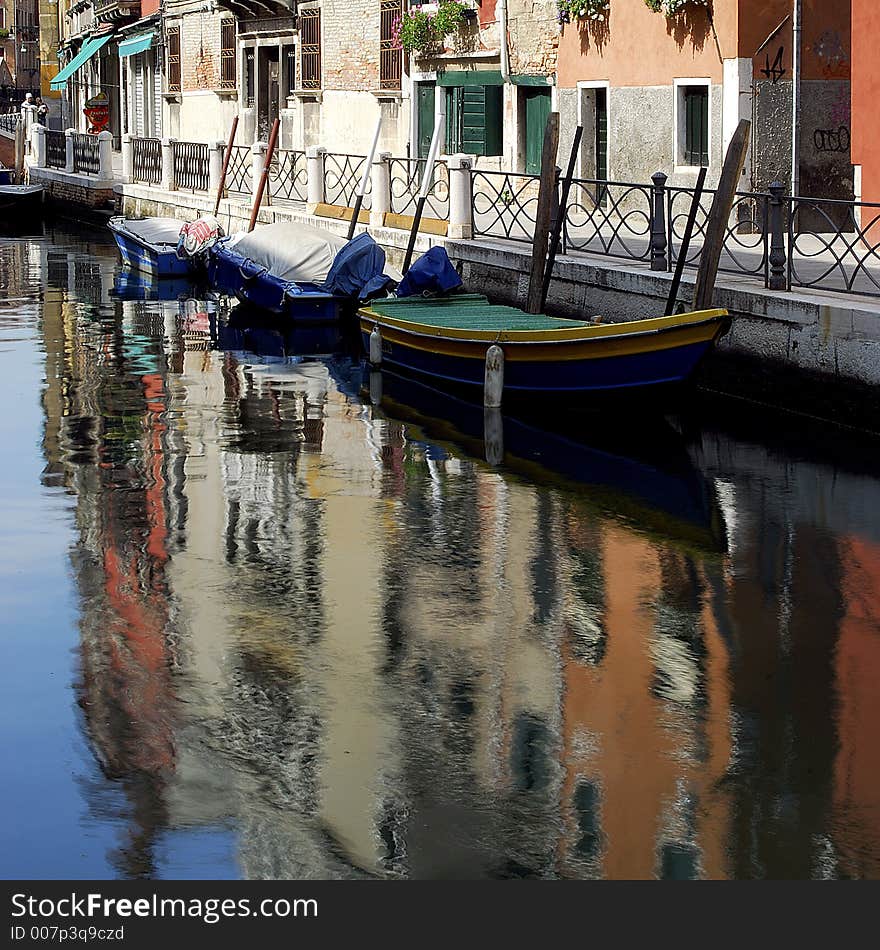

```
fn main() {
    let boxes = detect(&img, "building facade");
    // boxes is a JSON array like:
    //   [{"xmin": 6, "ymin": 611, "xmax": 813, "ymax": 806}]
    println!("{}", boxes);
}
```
[{"xmin": 851, "ymin": 0, "xmax": 879, "ymax": 206}]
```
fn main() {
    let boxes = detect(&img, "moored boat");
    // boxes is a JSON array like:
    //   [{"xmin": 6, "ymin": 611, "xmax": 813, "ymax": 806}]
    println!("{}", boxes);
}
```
[
  {"xmin": 0, "ymin": 184, "xmax": 44, "ymax": 215},
  {"xmin": 359, "ymin": 294, "xmax": 729, "ymax": 404},
  {"xmin": 108, "ymin": 216, "xmax": 194, "ymax": 277}
]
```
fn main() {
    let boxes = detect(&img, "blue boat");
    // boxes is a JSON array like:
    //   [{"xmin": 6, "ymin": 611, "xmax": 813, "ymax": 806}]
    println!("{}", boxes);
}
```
[
  {"xmin": 108, "ymin": 216, "xmax": 194, "ymax": 277},
  {"xmin": 207, "ymin": 222, "xmax": 393, "ymax": 326},
  {"xmin": 359, "ymin": 294, "xmax": 730, "ymax": 406}
]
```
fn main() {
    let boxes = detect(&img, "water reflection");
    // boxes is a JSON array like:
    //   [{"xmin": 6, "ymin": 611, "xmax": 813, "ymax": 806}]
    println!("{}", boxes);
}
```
[{"xmin": 6, "ymin": 225, "xmax": 880, "ymax": 878}]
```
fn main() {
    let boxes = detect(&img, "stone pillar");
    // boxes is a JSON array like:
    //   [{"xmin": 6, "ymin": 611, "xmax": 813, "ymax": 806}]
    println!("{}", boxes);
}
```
[
  {"xmin": 306, "ymin": 145, "xmax": 326, "ymax": 212},
  {"xmin": 161, "ymin": 137, "xmax": 176, "ymax": 191},
  {"xmin": 251, "ymin": 141, "xmax": 267, "ymax": 204},
  {"xmin": 369, "ymin": 151, "xmax": 391, "ymax": 228},
  {"xmin": 97, "ymin": 130, "xmax": 113, "ymax": 180},
  {"xmin": 31, "ymin": 124, "xmax": 47, "ymax": 168},
  {"xmin": 447, "ymin": 153, "xmax": 473, "ymax": 240},
  {"xmin": 121, "ymin": 133, "xmax": 133, "ymax": 182},
  {"xmin": 209, "ymin": 141, "xmax": 225, "ymax": 197},
  {"xmin": 64, "ymin": 129, "xmax": 75, "ymax": 173}
]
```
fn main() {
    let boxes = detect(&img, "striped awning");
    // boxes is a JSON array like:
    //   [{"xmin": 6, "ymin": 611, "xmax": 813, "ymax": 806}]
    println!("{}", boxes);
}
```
[
  {"xmin": 118, "ymin": 33, "xmax": 155, "ymax": 59},
  {"xmin": 50, "ymin": 34, "xmax": 113, "ymax": 90}
]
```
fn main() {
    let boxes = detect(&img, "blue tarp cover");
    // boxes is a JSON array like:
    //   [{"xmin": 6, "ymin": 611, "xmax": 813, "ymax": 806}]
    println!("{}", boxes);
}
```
[
  {"xmin": 322, "ymin": 232, "xmax": 393, "ymax": 300},
  {"xmin": 396, "ymin": 246, "xmax": 463, "ymax": 299}
]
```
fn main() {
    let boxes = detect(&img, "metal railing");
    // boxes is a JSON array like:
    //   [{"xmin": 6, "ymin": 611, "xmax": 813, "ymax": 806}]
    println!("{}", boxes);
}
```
[
  {"xmin": 389, "ymin": 157, "xmax": 449, "ymax": 220},
  {"xmin": 131, "ymin": 136, "xmax": 162, "ymax": 185},
  {"xmin": 472, "ymin": 169, "xmax": 544, "ymax": 243},
  {"xmin": 45, "ymin": 129, "xmax": 66, "ymax": 170},
  {"xmin": 564, "ymin": 178, "xmax": 654, "ymax": 263},
  {"xmin": 269, "ymin": 149, "xmax": 307, "ymax": 203},
  {"xmin": 71, "ymin": 133, "xmax": 99, "ymax": 175},
  {"xmin": 224, "ymin": 144, "xmax": 252, "ymax": 196},
  {"xmin": 172, "ymin": 140, "xmax": 209, "ymax": 192},
  {"xmin": 323, "ymin": 152, "xmax": 371, "ymax": 210}
]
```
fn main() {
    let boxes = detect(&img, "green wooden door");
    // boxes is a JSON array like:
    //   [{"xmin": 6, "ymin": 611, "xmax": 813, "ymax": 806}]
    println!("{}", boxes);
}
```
[
  {"xmin": 417, "ymin": 82, "xmax": 436, "ymax": 159},
  {"xmin": 524, "ymin": 88, "xmax": 552, "ymax": 175}
]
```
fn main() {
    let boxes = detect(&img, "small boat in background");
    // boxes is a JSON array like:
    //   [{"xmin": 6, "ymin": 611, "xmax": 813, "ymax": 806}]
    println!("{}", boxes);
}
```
[
  {"xmin": 108, "ymin": 216, "xmax": 194, "ymax": 277},
  {"xmin": 0, "ymin": 183, "xmax": 44, "ymax": 215},
  {"xmin": 207, "ymin": 221, "xmax": 394, "ymax": 326}
]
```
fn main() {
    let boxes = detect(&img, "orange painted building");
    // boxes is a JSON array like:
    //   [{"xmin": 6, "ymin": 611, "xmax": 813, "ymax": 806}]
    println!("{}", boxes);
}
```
[
  {"xmin": 851, "ymin": 0, "xmax": 880, "ymax": 206},
  {"xmin": 553, "ymin": 0, "xmax": 852, "ymax": 197}
]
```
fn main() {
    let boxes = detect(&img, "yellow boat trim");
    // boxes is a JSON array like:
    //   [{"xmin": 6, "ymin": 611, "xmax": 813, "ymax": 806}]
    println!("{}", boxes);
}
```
[{"xmin": 359, "ymin": 306, "xmax": 728, "ymax": 345}]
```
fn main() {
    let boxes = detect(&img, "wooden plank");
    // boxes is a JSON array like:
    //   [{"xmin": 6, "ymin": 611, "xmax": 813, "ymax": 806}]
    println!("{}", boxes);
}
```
[
  {"xmin": 692, "ymin": 118, "xmax": 750, "ymax": 311},
  {"xmin": 384, "ymin": 212, "xmax": 448, "ymax": 236},
  {"xmin": 314, "ymin": 202, "xmax": 371, "ymax": 224},
  {"xmin": 525, "ymin": 110, "xmax": 560, "ymax": 314}
]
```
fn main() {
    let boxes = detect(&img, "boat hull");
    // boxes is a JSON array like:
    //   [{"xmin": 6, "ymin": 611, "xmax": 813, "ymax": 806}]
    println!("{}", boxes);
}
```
[
  {"xmin": 359, "ymin": 302, "xmax": 728, "ymax": 402},
  {"xmin": 109, "ymin": 225, "xmax": 192, "ymax": 277},
  {"xmin": 207, "ymin": 242, "xmax": 342, "ymax": 325},
  {"xmin": 0, "ymin": 184, "xmax": 44, "ymax": 216}
]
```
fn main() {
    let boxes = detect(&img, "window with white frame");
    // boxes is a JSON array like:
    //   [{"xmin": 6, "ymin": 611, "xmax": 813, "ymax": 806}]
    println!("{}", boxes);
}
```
[{"xmin": 675, "ymin": 80, "xmax": 710, "ymax": 168}]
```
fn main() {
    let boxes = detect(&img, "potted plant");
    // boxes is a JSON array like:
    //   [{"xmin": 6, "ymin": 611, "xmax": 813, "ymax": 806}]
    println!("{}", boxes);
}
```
[
  {"xmin": 644, "ymin": 0, "xmax": 711, "ymax": 15},
  {"xmin": 396, "ymin": 0, "xmax": 469, "ymax": 56},
  {"xmin": 556, "ymin": 0, "xmax": 610, "ymax": 25}
]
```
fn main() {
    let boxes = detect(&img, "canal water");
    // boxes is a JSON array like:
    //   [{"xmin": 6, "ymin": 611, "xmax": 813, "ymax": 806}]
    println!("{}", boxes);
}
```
[{"xmin": 1, "ymin": 222, "xmax": 878, "ymax": 880}]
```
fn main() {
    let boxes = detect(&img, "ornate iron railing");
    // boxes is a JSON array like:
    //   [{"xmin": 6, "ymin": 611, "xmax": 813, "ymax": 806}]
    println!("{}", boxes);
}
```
[
  {"xmin": 172, "ymin": 140, "xmax": 209, "ymax": 192},
  {"xmin": 323, "ymin": 152, "xmax": 371, "ymax": 210},
  {"xmin": 0, "ymin": 111, "xmax": 18, "ymax": 135},
  {"xmin": 224, "ymin": 144, "xmax": 253, "ymax": 196},
  {"xmin": 564, "ymin": 179, "xmax": 654, "ymax": 263},
  {"xmin": 268, "ymin": 149, "xmax": 307, "ymax": 203},
  {"xmin": 471, "ymin": 169, "xmax": 542, "ymax": 242},
  {"xmin": 389, "ymin": 158, "xmax": 449, "ymax": 220},
  {"xmin": 131, "ymin": 136, "xmax": 162, "ymax": 185},
  {"xmin": 787, "ymin": 196, "xmax": 880, "ymax": 297},
  {"xmin": 71, "ymin": 133, "xmax": 99, "ymax": 175},
  {"xmin": 45, "ymin": 129, "xmax": 66, "ymax": 170},
  {"xmin": 666, "ymin": 186, "xmax": 770, "ymax": 280}
]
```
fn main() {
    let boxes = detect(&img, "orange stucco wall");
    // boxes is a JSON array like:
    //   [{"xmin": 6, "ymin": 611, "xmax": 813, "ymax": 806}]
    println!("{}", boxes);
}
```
[
  {"xmin": 141, "ymin": 0, "xmax": 160, "ymax": 15},
  {"xmin": 851, "ymin": 0, "xmax": 880, "ymax": 204},
  {"xmin": 557, "ymin": 0, "xmax": 850, "ymax": 89}
]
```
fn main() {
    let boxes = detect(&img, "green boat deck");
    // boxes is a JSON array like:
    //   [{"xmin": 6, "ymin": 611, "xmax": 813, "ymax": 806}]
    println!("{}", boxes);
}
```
[{"xmin": 368, "ymin": 294, "xmax": 591, "ymax": 331}]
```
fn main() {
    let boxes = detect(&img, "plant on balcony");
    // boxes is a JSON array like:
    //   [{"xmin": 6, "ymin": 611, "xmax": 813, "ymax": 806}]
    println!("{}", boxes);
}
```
[
  {"xmin": 0, "ymin": 29, "xmax": 10, "ymax": 40},
  {"xmin": 395, "ymin": 1, "xmax": 469, "ymax": 55},
  {"xmin": 556, "ymin": 0, "xmax": 609, "ymax": 26},
  {"xmin": 644, "ymin": 0, "xmax": 711, "ymax": 15}
]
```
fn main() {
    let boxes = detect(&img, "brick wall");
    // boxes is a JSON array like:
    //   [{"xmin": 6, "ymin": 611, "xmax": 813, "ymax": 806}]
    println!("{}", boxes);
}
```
[
  {"xmin": 507, "ymin": 0, "xmax": 559, "ymax": 77},
  {"xmin": 176, "ymin": 12, "xmax": 225, "ymax": 92},
  {"xmin": 321, "ymin": 1, "xmax": 381, "ymax": 91}
]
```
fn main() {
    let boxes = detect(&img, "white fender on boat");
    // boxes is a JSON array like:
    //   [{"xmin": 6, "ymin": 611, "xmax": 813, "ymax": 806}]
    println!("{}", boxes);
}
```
[
  {"xmin": 369, "ymin": 326, "xmax": 382, "ymax": 366},
  {"xmin": 484, "ymin": 344, "xmax": 504, "ymax": 409}
]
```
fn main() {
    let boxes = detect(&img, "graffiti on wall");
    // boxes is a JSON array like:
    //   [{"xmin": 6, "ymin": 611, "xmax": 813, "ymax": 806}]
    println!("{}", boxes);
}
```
[
  {"xmin": 761, "ymin": 47, "xmax": 786, "ymax": 85},
  {"xmin": 813, "ymin": 127, "xmax": 850, "ymax": 154},
  {"xmin": 812, "ymin": 31, "xmax": 849, "ymax": 79}
]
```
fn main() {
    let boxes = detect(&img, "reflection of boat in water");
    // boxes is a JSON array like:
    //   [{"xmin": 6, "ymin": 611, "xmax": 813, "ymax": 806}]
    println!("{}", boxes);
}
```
[
  {"xmin": 368, "ymin": 368, "xmax": 727, "ymax": 556},
  {"xmin": 110, "ymin": 268, "xmax": 204, "ymax": 301},
  {"xmin": 214, "ymin": 303, "xmax": 347, "ymax": 357}
]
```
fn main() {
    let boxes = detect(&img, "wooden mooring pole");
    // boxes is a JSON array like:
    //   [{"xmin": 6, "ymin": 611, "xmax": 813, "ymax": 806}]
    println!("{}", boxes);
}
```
[{"xmin": 526, "ymin": 112, "xmax": 560, "ymax": 314}]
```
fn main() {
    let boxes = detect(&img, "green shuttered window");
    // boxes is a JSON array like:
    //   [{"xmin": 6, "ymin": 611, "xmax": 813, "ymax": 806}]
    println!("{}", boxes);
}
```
[
  {"xmin": 445, "ymin": 85, "xmax": 502, "ymax": 157},
  {"xmin": 684, "ymin": 86, "xmax": 708, "ymax": 167}
]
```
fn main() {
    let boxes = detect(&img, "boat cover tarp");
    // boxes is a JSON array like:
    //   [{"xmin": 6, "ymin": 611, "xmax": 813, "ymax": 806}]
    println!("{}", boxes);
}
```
[
  {"xmin": 321, "ymin": 232, "xmax": 393, "ymax": 300},
  {"xmin": 226, "ymin": 222, "xmax": 347, "ymax": 285},
  {"xmin": 121, "ymin": 217, "xmax": 185, "ymax": 247},
  {"xmin": 396, "ymin": 246, "xmax": 463, "ymax": 298}
]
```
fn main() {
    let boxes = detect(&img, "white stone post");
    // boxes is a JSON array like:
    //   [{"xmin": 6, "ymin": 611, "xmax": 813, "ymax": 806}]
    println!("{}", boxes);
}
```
[
  {"xmin": 447, "ymin": 153, "xmax": 473, "ymax": 240},
  {"xmin": 306, "ymin": 145, "xmax": 326, "ymax": 212},
  {"xmin": 64, "ymin": 129, "xmax": 75, "ymax": 173},
  {"xmin": 209, "ymin": 140, "xmax": 225, "ymax": 197},
  {"xmin": 370, "ymin": 150, "xmax": 391, "ymax": 228},
  {"xmin": 161, "ymin": 137, "xmax": 176, "ymax": 191},
  {"xmin": 31, "ymin": 124, "xmax": 47, "ymax": 168},
  {"xmin": 121, "ymin": 133, "xmax": 133, "ymax": 182},
  {"xmin": 251, "ymin": 141, "xmax": 266, "ymax": 204},
  {"xmin": 97, "ymin": 130, "xmax": 113, "ymax": 181}
]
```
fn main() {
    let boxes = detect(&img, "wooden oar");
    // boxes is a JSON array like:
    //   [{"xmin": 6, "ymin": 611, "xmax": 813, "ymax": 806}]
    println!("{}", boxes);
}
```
[
  {"xmin": 526, "ymin": 111, "xmax": 560, "ymax": 313},
  {"xmin": 540, "ymin": 124, "xmax": 583, "ymax": 312},
  {"xmin": 213, "ymin": 115, "xmax": 238, "ymax": 217},
  {"xmin": 248, "ymin": 118, "xmax": 280, "ymax": 232},
  {"xmin": 401, "ymin": 114, "xmax": 443, "ymax": 274},
  {"xmin": 347, "ymin": 116, "xmax": 382, "ymax": 241},
  {"xmin": 665, "ymin": 165, "xmax": 707, "ymax": 315},
  {"xmin": 692, "ymin": 119, "xmax": 750, "ymax": 310}
]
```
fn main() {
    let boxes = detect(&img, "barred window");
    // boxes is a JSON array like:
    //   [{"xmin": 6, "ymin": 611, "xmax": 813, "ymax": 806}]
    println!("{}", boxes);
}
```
[
  {"xmin": 244, "ymin": 48, "xmax": 255, "ymax": 107},
  {"xmin": 380, "ymin": 0, "xmax": 403, "ymax": 91},
  {"xmin": 167, "ymin": 25, "xmax": 181, "ymax": 93},
  {"xmin": 220, "ymin": 19, "xmax": 236, "ymax": 90},
  {"xmin": 283, "ymin": 44, "xmax": 296, "ymax": 98},
  {"xmin": 300, "ymin": 9, "xmax": 321, "ymax": 90}
]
